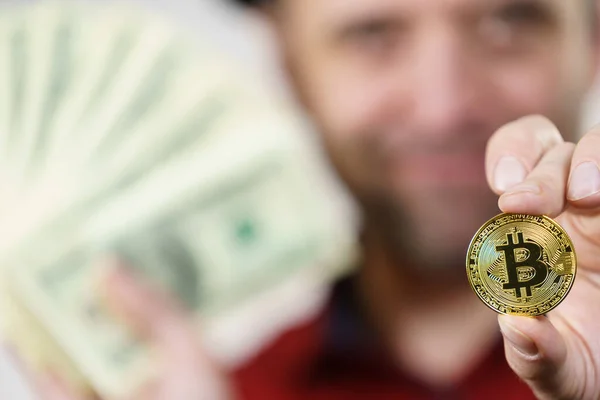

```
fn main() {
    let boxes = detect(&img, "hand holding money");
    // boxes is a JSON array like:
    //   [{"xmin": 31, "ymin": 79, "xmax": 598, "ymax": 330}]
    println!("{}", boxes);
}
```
[
  {"xmin": 36, "ymin": 264, "xmax": 233, "ymax": 400},
  {"xmin": 482, "ymin": 115, "xmax": 600, "ymax": 400},
  {"xmin": 0, "ymin": 2, "xmax": 357, "ymax": 399}
]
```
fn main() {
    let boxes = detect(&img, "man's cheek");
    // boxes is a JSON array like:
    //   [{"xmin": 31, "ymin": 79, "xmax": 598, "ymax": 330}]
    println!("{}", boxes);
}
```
[
  {"xmin": 491, "ymin": 64, "xmax": 561, "ymax": 118},
  {"xmin": 331, "ymin": 143, "xmax": 382, "ymax": 195},
  {"xmin": 313, "ymin": 74, "xmax": 391, "ymax": 134}
]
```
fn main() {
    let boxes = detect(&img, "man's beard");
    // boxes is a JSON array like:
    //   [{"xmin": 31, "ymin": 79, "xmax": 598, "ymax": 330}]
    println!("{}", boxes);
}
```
[{"xmin": 359, "ymin": 185, "xmax": 499, "ymax": 277}]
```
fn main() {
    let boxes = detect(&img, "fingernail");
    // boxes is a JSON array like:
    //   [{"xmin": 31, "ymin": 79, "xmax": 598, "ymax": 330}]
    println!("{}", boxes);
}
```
[
  {"xmin": 494, "ymin": 156, "xmax": 527, "ymax": 192},
  {"xmin": 568, "ymin": 161, "xmax": 600, "ymax": 201},
  {"xmin": 499, "ymin": 317, "xmax": 538, "ymax": 357}
]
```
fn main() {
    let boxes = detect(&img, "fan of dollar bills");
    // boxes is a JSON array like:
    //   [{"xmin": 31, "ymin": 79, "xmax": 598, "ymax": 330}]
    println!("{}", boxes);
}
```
[{"xmin": 0, "ymin": 2, "xmax": 357, "ymax": 398}]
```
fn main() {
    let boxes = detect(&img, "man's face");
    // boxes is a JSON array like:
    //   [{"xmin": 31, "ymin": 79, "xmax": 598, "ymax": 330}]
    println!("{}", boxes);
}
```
[{"xmin": 271, "ymin": 0, "xmax": 598, "ymax": 270}]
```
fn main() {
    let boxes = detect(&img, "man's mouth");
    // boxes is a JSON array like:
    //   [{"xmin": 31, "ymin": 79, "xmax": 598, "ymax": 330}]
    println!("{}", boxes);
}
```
[{"xmin": 385, "ymin": 151, "xmax": 488, "ymax": 187}]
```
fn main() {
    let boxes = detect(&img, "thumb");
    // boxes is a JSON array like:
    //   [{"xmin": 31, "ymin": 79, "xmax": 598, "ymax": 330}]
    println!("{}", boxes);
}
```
[
  {"xmin": 35, "ymin": 372, "xmax": 98, "ymax": 400},
  {"xmin": 99, "ymin": 260, "xmax": 233, "ymax": 400},
  {"xmin": 498, "ymin": 314, "xmax": 571, "ymax": 399}
]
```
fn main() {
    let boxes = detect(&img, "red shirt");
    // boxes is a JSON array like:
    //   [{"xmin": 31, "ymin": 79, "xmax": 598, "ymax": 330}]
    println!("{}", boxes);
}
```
[{"xmin": 232, "ymin": 277, "xmax": 535, "ymax": 400}]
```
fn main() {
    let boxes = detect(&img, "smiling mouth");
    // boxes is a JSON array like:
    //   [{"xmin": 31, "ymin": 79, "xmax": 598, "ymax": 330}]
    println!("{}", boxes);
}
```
[{"xmin": 385, "ymin": 152, "xmax": 488, "ymax": 187}]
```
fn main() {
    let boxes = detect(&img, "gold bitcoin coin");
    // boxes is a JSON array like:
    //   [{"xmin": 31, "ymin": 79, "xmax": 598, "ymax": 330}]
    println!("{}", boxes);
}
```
[{"xmin": 466, "ymin": 213, "xmax": 576, "ymax": 316}]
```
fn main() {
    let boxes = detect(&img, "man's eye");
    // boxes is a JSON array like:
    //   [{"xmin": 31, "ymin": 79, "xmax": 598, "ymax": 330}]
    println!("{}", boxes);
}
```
[
  {"xmin": 344, "ymin": 22, "xmax": 399, "ymax": 58},
  {"xmin": 354, "ymin": 21, "xmax": 392, "ymax": 38},
  {"xmin": 494, "ymin": 2, "xmax": 552, "ymax": 27},
  {"xmin": 478, "ymin": 1, "xmax": 555, "ymax": 52},
  {"xmin": 340, "ymin": 20, "xmax": 401, "ymax": 54}
]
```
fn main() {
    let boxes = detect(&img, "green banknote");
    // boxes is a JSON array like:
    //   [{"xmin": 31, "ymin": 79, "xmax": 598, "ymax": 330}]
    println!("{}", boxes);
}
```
[
  {"xmin": 20, "ymin": 4, "xmax": 76, "ymax": 178},
  {"xmin": 10, "ymin": 146, "xmax": 333, "ymax": 398},
  {"xmin": 0, "ymin": 3, "xmax": 357, "ymax": 399}
]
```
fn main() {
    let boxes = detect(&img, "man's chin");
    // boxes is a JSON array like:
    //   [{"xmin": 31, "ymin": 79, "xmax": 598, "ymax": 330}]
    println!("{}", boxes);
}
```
[
  {"xmin": 400, "ymin": 224, "xmax": 478, "ymax": 275},
  {"xmin": 391, "ymin": 186, "xmax": 499, "ymax": 274}
]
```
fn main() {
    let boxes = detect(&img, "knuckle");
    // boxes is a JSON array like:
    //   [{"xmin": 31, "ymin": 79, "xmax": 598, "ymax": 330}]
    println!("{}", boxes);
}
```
[
  {"xmin": 575, "ymin": 128, "xmax": 600, "ymax": 154},
  {"xmin": 519, "ymin": 114, "xmax": 561, "ymax": 140},
  {"xmin": 532, "ymin": 127, "xmax": 563, "ymax": 151},
  {"xmin": 518, "ymin": 114, "xmax": 554, "ymax": 129},
  {"xmin": 556, "ymin": 142, "xmax": 576, "ymax": 158},
  {"xmin": 490, "ymin": 115, "xmax": 563, "ymax": 157},
  {"xmin": 540, "ymin": 142, "xmax": 574, "ymax": 168},
  {"xmin": 507, "ymin": 351, "xmax": 553, "ymax": 382},
  {"xmin": 489, "ymin": 121, "xmax": 532, "ymax": 152},
  {"xmin": 584, "ymin": 121, "xmax": 600, "ymax": 139},
  {"xmin": 537, "ymin": 181, "xmax": 564, "ymax": 214},
  {"xmin": 535, "ymin": 175, "xmax": 559, "ymax": 193},
  {"xmin": 562, "ymin": 141, "xmax": 577, "ymax": 151},
  {"xmin": 515, "ymin": 115, "xmax": 562, "ymax": 149}
]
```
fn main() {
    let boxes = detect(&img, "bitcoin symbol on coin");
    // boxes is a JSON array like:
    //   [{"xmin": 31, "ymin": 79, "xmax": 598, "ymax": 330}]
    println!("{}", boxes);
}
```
[
  {"xmin": 466, "ymin": 213, "xmax": 576, "ymax": 316},
  {"xmin": 496, "ymin": 231, "xmax": 547, "ymax": 298}
]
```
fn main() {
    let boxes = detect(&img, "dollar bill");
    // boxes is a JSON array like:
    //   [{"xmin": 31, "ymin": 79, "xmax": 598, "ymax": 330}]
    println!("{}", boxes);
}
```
[
  {"xmin": 5, "ymin": 12, "xmax": 27, "ymax": 171},
  {"xmin": 19, "ymin": 4, "xmax": 74, "ymax": 179},
  {"xmin": 0, "ymin": 3, "xmax": 358, "ymax": 399},
  {"xmin": 44, "ymin": 9, "xmax": 140, "ymax": 170},
  {"xmin": 0, "ymin": 13, "xmax": 15, "ymax": 149},
  {"xmin": 9, "ymin": 145, "xmax": 340, "ymax": 399}
]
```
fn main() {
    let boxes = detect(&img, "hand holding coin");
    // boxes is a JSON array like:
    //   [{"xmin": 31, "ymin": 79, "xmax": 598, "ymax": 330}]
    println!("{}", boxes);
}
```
[{"xmin": 479, "ymin": 115, "xmax": 600, "ymax": 400}]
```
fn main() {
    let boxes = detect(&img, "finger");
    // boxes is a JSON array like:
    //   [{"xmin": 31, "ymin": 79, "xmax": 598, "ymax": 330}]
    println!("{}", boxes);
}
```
[
  {"xmin": 2, "ymin": 346, "xmax": 94, "ymax": 400},
  {"xmin": 35, "ymin": 373, "xmax": 90, "ymax": 400},
  {"xmin": 498, "ymin": 142, "xmax": 575, "ymax": 217},
  {"xmin": 100, "ymin": 261, "xmax": 232, "ymax": 399},
  {"xmin": 567, "ymin": 125, "xmax": 600, "ymax": 208},
  {"xmin": 486, "ymin": 115, "xmax": 563, "ymax": 194},
  {"xmin": 99, "ymin": 261, "xmax": 231, "ymax": 390},
  {"xmin": 129, "ymin": 371, "xmax": 234, "ymax": 400},
  {"xmin": 100, "ymin": 261, "xmax": 199, "ymax": 361},
  {"xmin": 498, "ymin": 315, "xmax": 571, "ymax": 399}
]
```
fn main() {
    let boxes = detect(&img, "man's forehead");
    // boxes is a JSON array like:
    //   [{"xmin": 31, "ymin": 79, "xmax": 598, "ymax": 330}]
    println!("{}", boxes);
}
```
[{"xmin": 280, "ymin": 0, "xmax": 572, "ymax": 23}]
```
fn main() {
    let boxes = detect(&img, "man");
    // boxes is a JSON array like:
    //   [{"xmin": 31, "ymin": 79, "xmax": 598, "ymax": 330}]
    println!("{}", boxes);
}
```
[{"xmin": 40, "ymin": 0, "xmax": 600, "ymax": 399}]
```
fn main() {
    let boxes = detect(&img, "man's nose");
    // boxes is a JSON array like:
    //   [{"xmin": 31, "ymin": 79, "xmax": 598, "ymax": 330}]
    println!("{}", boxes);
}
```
[{"xmin": 407, "ymin": 29, "xmax": 482, "ymax": 134}]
